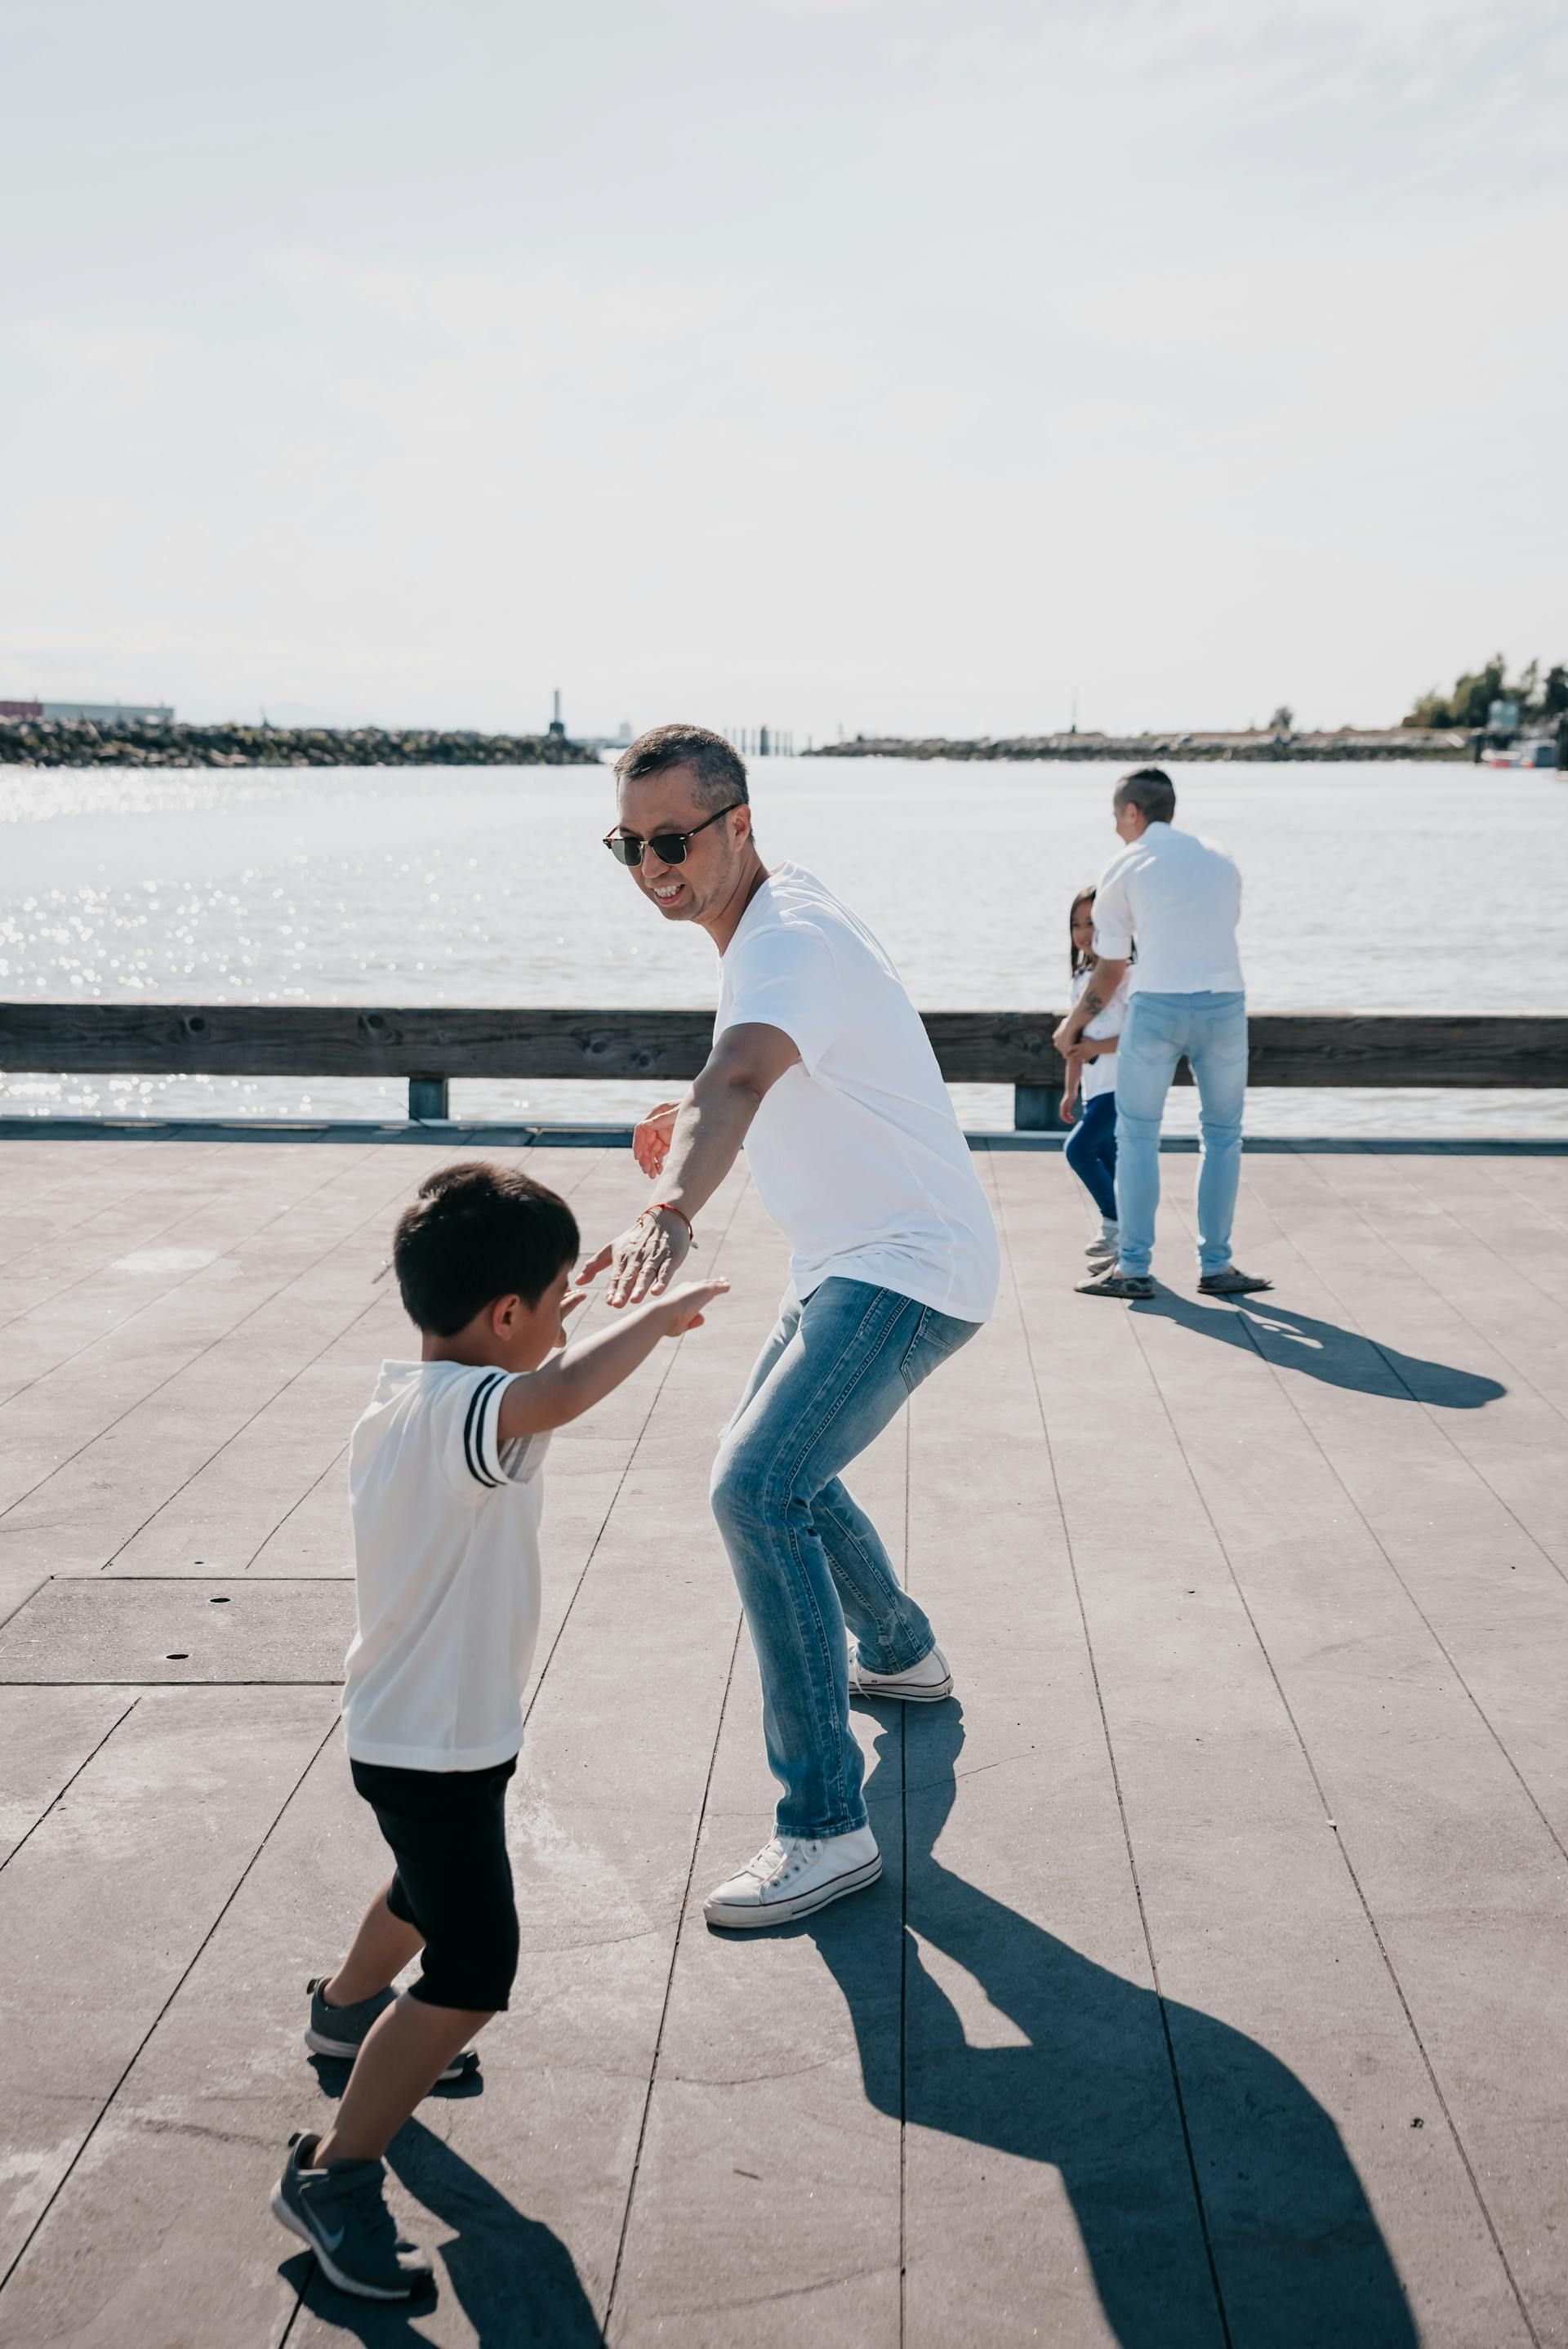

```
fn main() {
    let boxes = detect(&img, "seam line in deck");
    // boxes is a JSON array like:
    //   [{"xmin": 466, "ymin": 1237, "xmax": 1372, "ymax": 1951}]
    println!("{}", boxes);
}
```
[
  {"xmin": 0, "ymin": 1140, "xmax": 402, "ymax": 1527},
  {"xmin": 1120, "ymin": 1295, "xmax": 1540, "ymax": 2347},
  {"xmin": 1185, "ymin": 1237, "xmax": 1568, "ymax": 1865},
  {"xmin": 0, "ymin": 1694, "xmax": 140, "ymax": 1877},
  {"xmin": 1243, "ymin": 1180, "xmax": 1568, "ymax": 1594},
  {"xmin": 991, "ymin": 1160, "xmax": 1234, "ymax": 2349},
  {"xmin": 603, "ymin": 1611, "xmax": 745, "ymax": 2340},
  {"xmin": 1300, "ymin": 1155, "xmax": 1568, "ymax": 1435},
  {"xmin": 0, "ymin": 1140, "xmax": 380, "ymax": 1410},
  {"xmin": 0, "ymin": 1140, "xmax": 226, "ymax": 1304},
  {"xmin": 100, "ymin": 1142, "xmax": 580, "ymax": 1571},
  {"xmin": 0, "ymin": 1710, "xmax": 341, "ymax": 2306}
]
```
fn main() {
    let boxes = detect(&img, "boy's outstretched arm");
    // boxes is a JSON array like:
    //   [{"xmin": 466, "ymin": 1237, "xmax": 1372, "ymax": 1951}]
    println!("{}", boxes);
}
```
[{"xmin": 496, "ymin": 1279, "xmax": 728, "ymax": 1442}]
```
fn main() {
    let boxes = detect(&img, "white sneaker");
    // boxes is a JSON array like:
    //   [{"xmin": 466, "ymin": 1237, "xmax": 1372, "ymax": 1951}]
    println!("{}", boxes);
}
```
[
  {"xmin": 703, "ymin": 1827, "xmax": 882, "ymax": 1931},
  {"xmin": 849, "ymin": 1643, "xmax": 953, "ymax": 1703}
]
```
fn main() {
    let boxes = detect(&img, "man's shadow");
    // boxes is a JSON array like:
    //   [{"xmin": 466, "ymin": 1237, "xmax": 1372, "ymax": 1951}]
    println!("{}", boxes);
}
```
[
  {"xmin": 1138, "ymin": 1291, "xmax": 1503, "ymax": 1409},
  {"xmin": 278, "ymin": 2112, "xmax": 604, "ymax": 2346},
  {"xmin": 801, "ymin": 1709, "xmax": 1418, "ymax": 2348}
]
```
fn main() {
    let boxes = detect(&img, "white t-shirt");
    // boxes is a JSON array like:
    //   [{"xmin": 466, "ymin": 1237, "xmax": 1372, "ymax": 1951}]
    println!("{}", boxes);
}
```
[
  {"xmin": 1069, "ymin": 965, "xmax": 1127, "ymax": 1102},
  {"xmin": 715, "ymin": 863, "xmax": 999, "ymax": 1324},
  {"xmin": 1091, "ymin": 822, "xmax": 1245, "ymax": 996},
  {"xmin": 341, "ymin": 1359, "xmax": 550, "ymax": 1772}
]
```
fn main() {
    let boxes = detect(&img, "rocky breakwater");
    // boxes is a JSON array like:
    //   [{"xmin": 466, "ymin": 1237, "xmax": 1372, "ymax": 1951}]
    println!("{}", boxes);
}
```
[
  {"xmin": 808, "ymin": 728, "xmax": 1475, "ymax": 762},
  {"xmin": 0, "ymin": 719, "xmax": 601, "ymax": 769}
]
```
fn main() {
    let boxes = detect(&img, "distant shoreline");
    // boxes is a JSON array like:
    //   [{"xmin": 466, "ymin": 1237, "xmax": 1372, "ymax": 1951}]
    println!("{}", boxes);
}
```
[
  {"xmin": 0, "ymin": 719, "xmax": 599, "ymax": 769},
  {"xmin": 806, "ymin": 728, "xmax": 1479, "ymax": 763}
]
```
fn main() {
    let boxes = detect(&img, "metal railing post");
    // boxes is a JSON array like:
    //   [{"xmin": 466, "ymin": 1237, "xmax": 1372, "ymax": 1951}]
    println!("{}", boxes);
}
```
[
  {"xmin": 408, "ymin": 1076, "xmax": 449, "ymax": 1121},
  {"xmin": 1014, "ymin": 1082, "xmax": 1062, "ymax": 1132}
]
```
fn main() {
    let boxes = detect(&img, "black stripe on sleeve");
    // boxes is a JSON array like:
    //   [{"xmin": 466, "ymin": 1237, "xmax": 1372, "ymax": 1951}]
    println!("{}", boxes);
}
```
[
  {"xmin": 462, "ymin": 1372, "xmax": 504, "ymax": 1487},
  {"xmin": 477, "ymin": 1369, "xmax": 514, "ymax": 1487}
]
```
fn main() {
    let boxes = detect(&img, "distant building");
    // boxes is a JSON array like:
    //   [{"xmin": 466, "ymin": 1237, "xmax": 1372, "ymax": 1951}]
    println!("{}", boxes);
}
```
[{"xmin": 0, "ymin": 699, "xmax": 175, "ymax": 723}]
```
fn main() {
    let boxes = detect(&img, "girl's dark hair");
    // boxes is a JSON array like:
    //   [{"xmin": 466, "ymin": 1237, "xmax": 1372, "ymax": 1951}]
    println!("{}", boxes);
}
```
[
  {"xmin": 1069, "ymin": 885, "xmax": 1097, "ymax": 975},
  {"xmin": 392, "ymin": 1161, "xmax": 580, "ymax": 1336}
]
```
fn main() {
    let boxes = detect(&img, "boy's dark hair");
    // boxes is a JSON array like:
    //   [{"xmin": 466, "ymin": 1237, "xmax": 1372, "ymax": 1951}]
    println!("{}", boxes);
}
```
[
  {"xmin": 393, "ymin": 1161, "xmax": 579, "ymax": 1336},
  {"xmin": 1114, "ymin": 765, "xmax": 1177, "ymax": 825},
  {"xmin": 614, "ymin": 723, "xmax": 749, "ymax": 813}
]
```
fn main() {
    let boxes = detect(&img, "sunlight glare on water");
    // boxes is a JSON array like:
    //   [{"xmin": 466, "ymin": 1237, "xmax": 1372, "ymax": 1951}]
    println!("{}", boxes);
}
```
[{"xmin": 1, "ymin": 756, "xmax": 1564, "ymax": 1135}]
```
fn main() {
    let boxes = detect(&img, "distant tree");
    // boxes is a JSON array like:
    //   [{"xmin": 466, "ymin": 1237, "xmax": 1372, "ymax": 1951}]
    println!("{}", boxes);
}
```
[
  {"xmin": 1404, "ymin": 653, "xmax": 1566, "ymax": 729},
  {"xmin": 1267, "ymin": 704, "xmax": 1294, "ymax": 733}
]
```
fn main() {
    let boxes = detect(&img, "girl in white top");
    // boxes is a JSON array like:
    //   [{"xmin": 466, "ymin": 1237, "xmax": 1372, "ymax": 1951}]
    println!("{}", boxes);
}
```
[{"xmin": 1061, "ymin": 885, "xmax": 1129, "ymax": 1270}]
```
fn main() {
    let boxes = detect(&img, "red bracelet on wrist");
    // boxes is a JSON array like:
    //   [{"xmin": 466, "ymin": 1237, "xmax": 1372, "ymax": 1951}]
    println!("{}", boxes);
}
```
[{"xmin": 644, "ymin": 1201, "xmax": 696, "ymax": 1245}]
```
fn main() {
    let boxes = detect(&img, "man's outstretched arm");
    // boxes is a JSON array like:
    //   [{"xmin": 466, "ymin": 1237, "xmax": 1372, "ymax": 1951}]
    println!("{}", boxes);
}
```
[{"xmin": 606, "ymin": 1022, "xmax": 800, "ymax": 1305}]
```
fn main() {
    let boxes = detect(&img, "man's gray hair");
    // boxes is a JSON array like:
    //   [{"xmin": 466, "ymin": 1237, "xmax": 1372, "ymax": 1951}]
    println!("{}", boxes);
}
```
[
  {"xmin": 1114, "ymin": 766, "xmax": 1177, "ymax": 825},
  {"xmin": 614, "ymin": 724, "xmax": 749, "ymax": 813}
]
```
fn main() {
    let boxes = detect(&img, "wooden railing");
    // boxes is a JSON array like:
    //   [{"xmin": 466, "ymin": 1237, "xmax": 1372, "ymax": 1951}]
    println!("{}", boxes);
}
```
[{"xmin": 2, "ymin": 1004, "xmax": 1566, "ymax": 1130}]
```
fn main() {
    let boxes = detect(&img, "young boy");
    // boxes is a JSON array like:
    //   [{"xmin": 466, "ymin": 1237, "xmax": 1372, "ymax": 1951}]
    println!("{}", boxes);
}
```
[{"xmin": 271, "ymin": 1161, "xmax": 726, "ymax": 2301}]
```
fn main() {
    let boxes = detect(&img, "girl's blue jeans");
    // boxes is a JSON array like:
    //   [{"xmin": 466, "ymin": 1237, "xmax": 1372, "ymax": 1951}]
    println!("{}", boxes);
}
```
[
  {"xmin": 1063, "ymin": 1089, "xmax": 1118, "ymax": 1223},
  {"xmin": 1114, "ymin": 989, "xmax": 1248, "ymax": 1278},
  {"xmin": 710, "ymin": 1277, "xmax": 981, "ymax": 1840}
]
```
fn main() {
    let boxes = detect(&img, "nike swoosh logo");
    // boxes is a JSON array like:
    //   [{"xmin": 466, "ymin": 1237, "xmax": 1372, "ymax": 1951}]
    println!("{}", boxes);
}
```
[{"xmin": 318, "ymin": 2222, "xmax": 345, "ymax": 2251}]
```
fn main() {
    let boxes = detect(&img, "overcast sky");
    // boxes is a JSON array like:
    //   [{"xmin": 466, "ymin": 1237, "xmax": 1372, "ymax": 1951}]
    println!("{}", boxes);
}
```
[{"xmin": 3, "ymin": 0, "xmax": 1563, "ymax": 739}]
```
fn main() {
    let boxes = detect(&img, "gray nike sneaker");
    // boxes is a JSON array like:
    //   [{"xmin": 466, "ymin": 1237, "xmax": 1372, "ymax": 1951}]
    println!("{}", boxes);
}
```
[
  {"xmin": 271, "ymin": 2131, "xmax": 434, "ymax": 2301},
  {"xmin": 305, "ymin": 1977, "xmax": 478, "ymax": 2084}
]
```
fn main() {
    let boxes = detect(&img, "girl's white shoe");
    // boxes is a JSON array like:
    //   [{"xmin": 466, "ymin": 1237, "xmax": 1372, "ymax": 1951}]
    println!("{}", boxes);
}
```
[
  {"xmin": 703, "ymin": 1828, "xmax": 882, "ymax": 1930},
  {"xmin": 849, "ymin": 1643, "xmax": 953, "ymax": 1703}
]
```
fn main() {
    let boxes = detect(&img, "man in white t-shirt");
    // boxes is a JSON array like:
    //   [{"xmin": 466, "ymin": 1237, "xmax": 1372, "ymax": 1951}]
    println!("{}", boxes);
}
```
[
  {"xmin": 1054, "ymin": 766, "xmax": 1272, "ymax": 1301},
  {"xmin": 601, "ymin": 723, "xmax": 998, "ymax": 1932}
]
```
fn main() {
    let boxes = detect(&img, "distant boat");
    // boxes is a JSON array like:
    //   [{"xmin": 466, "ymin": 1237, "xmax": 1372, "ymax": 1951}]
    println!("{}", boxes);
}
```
[{"xmin": 1480, "ymin": 738, "xmax": 1558, "ymax": 769}]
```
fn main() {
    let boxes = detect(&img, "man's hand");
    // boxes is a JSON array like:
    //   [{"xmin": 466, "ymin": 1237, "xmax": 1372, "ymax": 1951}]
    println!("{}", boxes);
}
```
[
  {"xmin": 607, "ymin": 1206, "xmax": 693, "ymax": 1307},
  {"xmin": 632, "ymin": 1101, "xmax": 682, "ymax": 1180},
  {"xmin": 1052, "ymin": 1015, "xmax": 1078, "ymax": 1057},
  {"xmin": 659, "ymin": 1277, "xmax": 729, "ymax": 1334}
]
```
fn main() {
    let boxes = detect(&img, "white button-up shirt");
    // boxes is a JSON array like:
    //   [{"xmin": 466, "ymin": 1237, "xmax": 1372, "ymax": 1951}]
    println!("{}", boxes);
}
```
[{"xmin": 1091, "ymin": 822, "xmax": 1245, "ymax": 996}]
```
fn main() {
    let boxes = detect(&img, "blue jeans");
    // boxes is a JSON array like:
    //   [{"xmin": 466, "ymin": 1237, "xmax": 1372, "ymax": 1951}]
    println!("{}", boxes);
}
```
[
  {"xmin": 1114, "ymin": 991, "xmax": 1248, "ymax": 1278},
  {"xmin": 710, "ymin": 1278, "xmax": 980, "ymax": 1840},
  {"xmin": 1063, "ymin": 1089, "xmax": 1118, "ymax": 1223}
]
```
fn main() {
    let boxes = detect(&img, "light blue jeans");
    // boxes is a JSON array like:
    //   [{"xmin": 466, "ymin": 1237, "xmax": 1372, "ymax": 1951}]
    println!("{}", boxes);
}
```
[
  {"xmin": 1114, "ymin": 991, "xmax": 1248, "ymax": 1279},
  {"xmin": 710, "ymin": 1278, "xmax": 980, "ymax": 1840}
]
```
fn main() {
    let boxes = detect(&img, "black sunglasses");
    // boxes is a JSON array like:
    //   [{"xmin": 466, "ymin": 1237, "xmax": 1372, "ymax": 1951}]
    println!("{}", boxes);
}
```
[{"xmin": 603, "ymin": 802, "xmax": 744, "ymax": 869}]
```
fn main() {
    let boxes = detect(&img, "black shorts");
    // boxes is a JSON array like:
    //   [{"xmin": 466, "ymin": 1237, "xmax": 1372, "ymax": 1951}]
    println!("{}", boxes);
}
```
[{"xmin": 350, "ymin": 1755, "xmax": 519, "ymax": 2012}]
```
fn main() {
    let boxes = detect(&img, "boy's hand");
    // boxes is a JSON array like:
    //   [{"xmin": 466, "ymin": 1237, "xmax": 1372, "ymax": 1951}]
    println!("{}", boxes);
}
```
[
  {"xmin": 633, "ymin": 1102, "xmax": 681, "ymax": 1180},
  {"xmin": 607, "ymin": 1206, "xmax": 691, "ymax": 1306},
  {"xmin": 552, "ymin": 1285, "xmax": 593, "ymax": 1349},
  {"xmin": 660, "ymin": 1277, "xmax": 729, "ymax": 1334}
]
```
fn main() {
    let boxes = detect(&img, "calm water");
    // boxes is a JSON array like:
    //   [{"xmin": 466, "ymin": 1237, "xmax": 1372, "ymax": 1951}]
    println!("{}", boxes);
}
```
[{"xmin": 2, "ymin": 758, "xmax": 1564, "ymax": 1136}]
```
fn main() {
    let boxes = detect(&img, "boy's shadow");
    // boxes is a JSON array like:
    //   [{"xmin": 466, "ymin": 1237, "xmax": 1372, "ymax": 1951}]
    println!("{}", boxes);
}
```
[
  {"xmin": 1138, "ymin": 1290, "xmax": 1504, "ymax": 1409},
  {"xmin": 279, "ymin": 2114, "xmax": 604, "ymax": 2346},
  {"xmin": 799, "ymin": 1708, "xmax": 1418, "ymax": 2348}
]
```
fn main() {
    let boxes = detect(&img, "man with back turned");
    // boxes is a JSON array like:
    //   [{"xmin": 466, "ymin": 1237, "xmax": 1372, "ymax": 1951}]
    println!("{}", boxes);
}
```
[
  {"xmin": 1056, "ymin": 765, "xmax": 1272, "ymax": 1301},
  {"xmin": 599, "ymin": 723, "xmax": 998, "ymax": 1931}
]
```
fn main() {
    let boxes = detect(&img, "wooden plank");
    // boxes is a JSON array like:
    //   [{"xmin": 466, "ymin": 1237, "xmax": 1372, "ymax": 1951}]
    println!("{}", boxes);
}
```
[
  {"xmin": 0, "ymin": 1684, "xmax": 338, "ymax": 2282},
  {"xmin": 991, "ymin": 1152, "xmax": 1526, "ymax": 2347},
  {"xmin": 1115, "ymin": 1264, "xmax": 1563, "ymax": 2345},
  {"xmin": 902, "ymin": 1164, "xmax": 1221, "ymax": 2348},
  {"xmin": 3, "ymin": 1001, "xmax": 1566, "ymax": 1087},
  {"xmin": 608, "ymin": 1403, "xmax": 907, "ymax": 2343}
]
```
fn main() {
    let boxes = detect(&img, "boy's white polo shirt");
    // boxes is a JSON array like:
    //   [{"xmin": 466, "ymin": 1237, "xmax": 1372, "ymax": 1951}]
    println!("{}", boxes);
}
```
[{"xmin": 342, "ymin": 1359, "xmax": 549, "ymax": 1773}]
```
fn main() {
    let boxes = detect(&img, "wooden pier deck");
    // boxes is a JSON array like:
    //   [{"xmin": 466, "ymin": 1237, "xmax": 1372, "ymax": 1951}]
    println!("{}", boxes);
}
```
[{"xmin": 0, "ymin": 1136, "xmax": 1564, "ymax": 2348}]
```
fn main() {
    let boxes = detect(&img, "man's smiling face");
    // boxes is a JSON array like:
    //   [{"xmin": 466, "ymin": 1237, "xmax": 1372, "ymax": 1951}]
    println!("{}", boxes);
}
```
[{"xmin": 614, "ymin": 763, "xmax": 750, "ymax": 925}]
